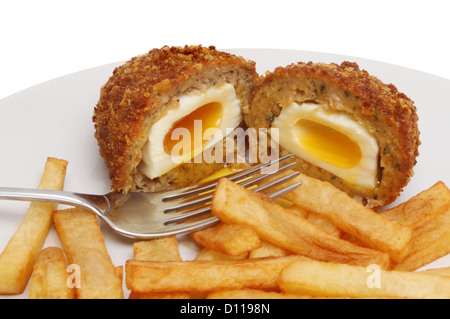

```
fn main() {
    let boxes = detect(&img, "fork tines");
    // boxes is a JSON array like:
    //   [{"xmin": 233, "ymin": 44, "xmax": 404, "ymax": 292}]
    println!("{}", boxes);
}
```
[
  {"xmin": 162, "ymin": 154, "xmax": 302, "ymax": 227},
  {"xmin": 163, "ymin": 153, "xmax": 296, "ymax": 203}
]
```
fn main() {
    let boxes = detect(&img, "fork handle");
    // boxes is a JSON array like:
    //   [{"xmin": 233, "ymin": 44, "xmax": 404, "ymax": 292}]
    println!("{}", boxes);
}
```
[{"xmin": 0, "ymin": 187, "xmax": 109, "ymax": 215}]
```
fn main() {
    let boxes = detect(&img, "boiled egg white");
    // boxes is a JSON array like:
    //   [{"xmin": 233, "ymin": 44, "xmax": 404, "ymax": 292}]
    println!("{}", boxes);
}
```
[
  {"xmin": 139, "ymin": 83, "xmax": 242, "ymax": 179},
  {"xmin": 269, "ymin": 102, "xmax": 379, "ymax": 188}
]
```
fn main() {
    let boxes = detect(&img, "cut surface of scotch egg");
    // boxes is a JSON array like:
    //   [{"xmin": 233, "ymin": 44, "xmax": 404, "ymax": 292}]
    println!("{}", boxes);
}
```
[
  {"xmin": 139, "ymin": 83, "xmax": 242, "ymax": 179},
  {"xmin": 269, "ymin": 102, "xmax": 379, "ymax": 188}
]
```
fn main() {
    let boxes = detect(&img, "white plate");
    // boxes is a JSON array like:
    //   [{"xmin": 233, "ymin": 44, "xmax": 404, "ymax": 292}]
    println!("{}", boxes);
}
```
[{"xmin": 0, "ymin": 49, "xmax": 449, "ymax": 299}]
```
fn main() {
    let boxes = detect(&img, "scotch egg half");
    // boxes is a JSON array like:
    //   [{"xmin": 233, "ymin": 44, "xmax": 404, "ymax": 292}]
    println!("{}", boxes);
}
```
[
  {"xmin": 246, "ymin": 61, "xmax": 419, "ymax": 207},
  {"xmin": 270, "ymin": 102, "xmax": 379, "ymax": 188},
  {"xmin": 93, "ymin": 45, "xmax": 259, "ymax": 193}
]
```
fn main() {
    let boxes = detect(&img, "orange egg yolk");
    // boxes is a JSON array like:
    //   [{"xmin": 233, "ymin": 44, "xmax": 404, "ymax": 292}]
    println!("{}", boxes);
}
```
[
  {"xmin": 295, "ymin": 119, "xmax": 362, "ymax": 168},
  {"xmin": 164, "ymin": 102, "xmax": 223, "ymax": 157}
]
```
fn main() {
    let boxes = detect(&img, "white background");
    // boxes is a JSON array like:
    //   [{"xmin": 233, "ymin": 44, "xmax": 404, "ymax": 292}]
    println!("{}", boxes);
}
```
[{"xmin": 1, "ymin": 0, "xmax": 449, "ymax": 100}]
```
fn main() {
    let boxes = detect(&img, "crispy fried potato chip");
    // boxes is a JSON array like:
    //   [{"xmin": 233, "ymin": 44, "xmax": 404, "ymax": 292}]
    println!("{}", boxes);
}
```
[
  {"xmin": 278, "ymin": 199, "xmax": 341, "ymax": 236},
  {"xmin": 422, "ymin": 267, "xmax": 450, "ymax": 277},
  {"xmin": 211, "ymin": 178, "xmax": 389, "ymax": 268},
  {"xmin": 133, "ymin": 237, "xmax": 182, "ymax": 262},
  {"xmin": 126, "ymin": 255, "xmax": 307, "ymax": 293},
  {"xmin": 0, "ymin": 157, "xmax": 67, "ymax": 294},
  {"xmin": 278, "ymin": 260, "xmax": 450, "ymax": 299},
  {"xmin": 381, "ymin": 181, "xmax": 450, "ymax": 230},
  {"xmin": 249, "ymin": 241, "xmax": 290, "ymax": 259},
  {"xmin": 192, "ymin": 237, "xmax": 251, "ymax": 299},
  {"xmin": 129, "ymin": 237, "xmax": 189, "ymax": 299},
  {"xmin": 129, "ymin": 291, "xmax": 190, "ymax": 299},
  {"xmin": 191, "ymin": 222, "xmax": 262, "ymax": 256},
  {"xmin": 53, "ymin": 207, "xmax": 123, "ymax": 299},
  {"xmin": 195, "ymin": 247, "xmax": 248, "ymax": 261},
  {"xmin": 305, "ymin": 212, "xmax": 342, "ymax": 237},
  {"xmin": 206, "ymin": 288, "xmax": 311, "ymax": 299},
  {"xmin": 28, "ymin": 247, "xmax": 74, "ymax": 299},
  {"xmin": 392, "ymin": 207, "xmax": 450, "ymax": 271},
  {"xmin": 368, "ymin": 182, "xmax": 450, "ymax": 271},
  {"xmin": 281, "ymin": 172, "xmax": 413, "ymax": 262}
]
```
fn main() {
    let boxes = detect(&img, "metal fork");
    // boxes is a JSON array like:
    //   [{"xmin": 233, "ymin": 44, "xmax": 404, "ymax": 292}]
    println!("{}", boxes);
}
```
[{"xmin": 0, "ymin": 154, "xmax": 301, "ymax": 239}]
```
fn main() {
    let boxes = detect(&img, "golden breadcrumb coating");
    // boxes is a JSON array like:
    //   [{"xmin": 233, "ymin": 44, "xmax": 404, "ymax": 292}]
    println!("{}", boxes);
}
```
[
  {"xmin": 246, "ymin": 61, "xmax": 420, "ymax": 208},
  {"xmin": 93, "ymin": 45, "xmax": 259, "ymax": 192}
]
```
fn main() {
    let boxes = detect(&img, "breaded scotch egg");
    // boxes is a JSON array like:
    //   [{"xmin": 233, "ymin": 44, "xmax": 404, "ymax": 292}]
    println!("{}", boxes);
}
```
[
  {"xmin": 93, "ymin": 45, "xmax": 259, "ymax": 193},
  {"xmin": 246, "ymin": 61, "xmax": 420, "ymax": 208}
]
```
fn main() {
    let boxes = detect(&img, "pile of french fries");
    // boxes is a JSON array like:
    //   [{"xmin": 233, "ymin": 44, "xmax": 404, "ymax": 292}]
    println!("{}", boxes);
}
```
[{"xmin": 0, "ymin": 157, "xmax": 450, "ymax": 299}]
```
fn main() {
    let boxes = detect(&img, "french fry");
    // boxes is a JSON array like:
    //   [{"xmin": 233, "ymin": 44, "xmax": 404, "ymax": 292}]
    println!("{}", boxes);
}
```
[
  {"xmin": 126, "ymin": 255, "xmax": 307, "ymax": 293},
  {"xmin": 130, "ymin": 291, "xmax": 191, "ymax": 299},
  {"xmin": 192, "ymin": 233, "xmax": 272, "ymax": 299},
  {"xmin": 369, "ymin": 182, "xmax": 450, "ymax": 270},
  {"xmin": 0, "ymin": 157, "xmax": 67, "ymax": 294},
  {"xmin": 278, "ymin": 260, "xmax": 450, "ymax": 299},
  {"xmin": 28, "ymin": 247, "xmax": 74, "ymax": 299},
  {"xmin": 206, "ymin": 288, "xmax": 311, "ymax": 299},
  {"xmin": 381, "ymin": 181, "xmax": 450, "ymax": 230},
  {"xmin": 191, "ymin": 222, "xmax": 262, "ymax": 256},
  {"xmin": 192, "ymin": 245, "xmax": 246, "ymax": 299},
  {"xmin": 249, "ymin": 241, "xmax": 290, "ymax": 259},
  {"xmin": 392, "ymin": 207, "xmax": 450, "ymax": 271},
  {"xmin": 115, "ymin": 266, "xmax": 123, "ymax": 281},
  {"xmin": 276, "ymin": 198, "xmax": 309, "ymax": 218},
  {"xmin": 281, "ymin": 172, "xmax": 413, "ymax": 263},
  {"xmin": 305, "ymin": 212, "xmax": 342, "ymax": 237},
  {"xmin": 193, "ymin": 246, "xmax": 247, "ymax": 297},
  {"xmin": 53, "ymin": 207, "xmax": 123, "ymax": 299},
  {"xmin": 211, "ymin": 178, "xmax": 389, "ymax": 268},
  {"xmin": 133, "ymin": 237, "xmax": 182, "ymax": 262},
  {"xmin": 278, "ymin": 198, "xmax": 341, "ymax": 236},
  {"xmin": 422, "ymin": 267, "xmax": 450, "ymax": 277},
  {"xmin": 195, "ymin": 247, "xmax": 248, "ymax": 261},
  {"xmin": 274, "ymin": 198, "xmax": 298, "ymax": 210},
  {"xmin": 129, "ymin": 237, "xmax": 190, "ymax": 299}
]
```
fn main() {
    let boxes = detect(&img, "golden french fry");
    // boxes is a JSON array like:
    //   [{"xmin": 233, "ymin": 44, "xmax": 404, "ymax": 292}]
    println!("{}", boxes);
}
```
[
  {"xmin": 278, "ymin": 198, "xmax": 341, "ymax": 236},
  {"xmin": 53, "ymin": 207, "xmax": 123, "ymax": 299},
  {"xmin": 381, "ymin": 181, "xmax": 450, "ymax": 230},
  {"xmin": 195, "ymin": 247, "xmax": 248, "ymax": 261},
  {"xmin": 211, "ymin": 178, "xmax": 389, "ymax": 268},
  {"xmin": 274, "ymin": 198, "xmax": 297, "ymax": 209},
  {"xmin": 392, "ymin": 207, "xmax": 450, "ymax": 271},
  {"xmin": 126, "ymin": 255, "xmax": 307, "ymax": 293},
  {"xmin": 207, "ymin": 288, "xmax": 311, "ymax": 299},
  {"xmin": 305, "ymin": 212, "xmax": 342, "ymax": 237},
  {"xmin": 133, "ymin": 237, "xmax": 182, "ymax": 262},
  {"xmin": 276, "ymin": 198, "xmax": 308, "ymax": 218},
  {"xmin": 282, "ymin": 172, "xmax": 413, "ymax": 263},
  {"xmin": 373, "ymin": 182, "xmax": 450, "ymax": 270},
  {"xmin": 285, "ymin": 204, "xmax": 309, "ymax": 218},
  {"xmin": 115, "ymin": 266, "xmax": 123, "ymax": 281},
  {"xmin": 28, "ymin": 247, "xmax": 74, "ymax": 299},
  {"xmin": 278, "ymin": 260, "xmax": 450, "ymax": 299},
  {"xmin": 130, "ymin": 237, "xmax": 190, "ymax": 299},
  {"xmin": 0, "ymin": 157, "xmax": 68, "ymax": 294},
  {"xmin": 129, "ymin": 291, "xmax": 190, "ymax": 299},
  {"xmin": 192, "ymin": 238, "xmax": 249, "ymax": 299},
  {"xmin": 249, "ymin": 241, "xmax": 290, "ymax": 259},
  {"xmin": 422, "ymin": 267, "xmax": 450, "ymax": 277},
  {"xmin": 191, "ymin": 222, "xmax": 262, "ymax": 256}
]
